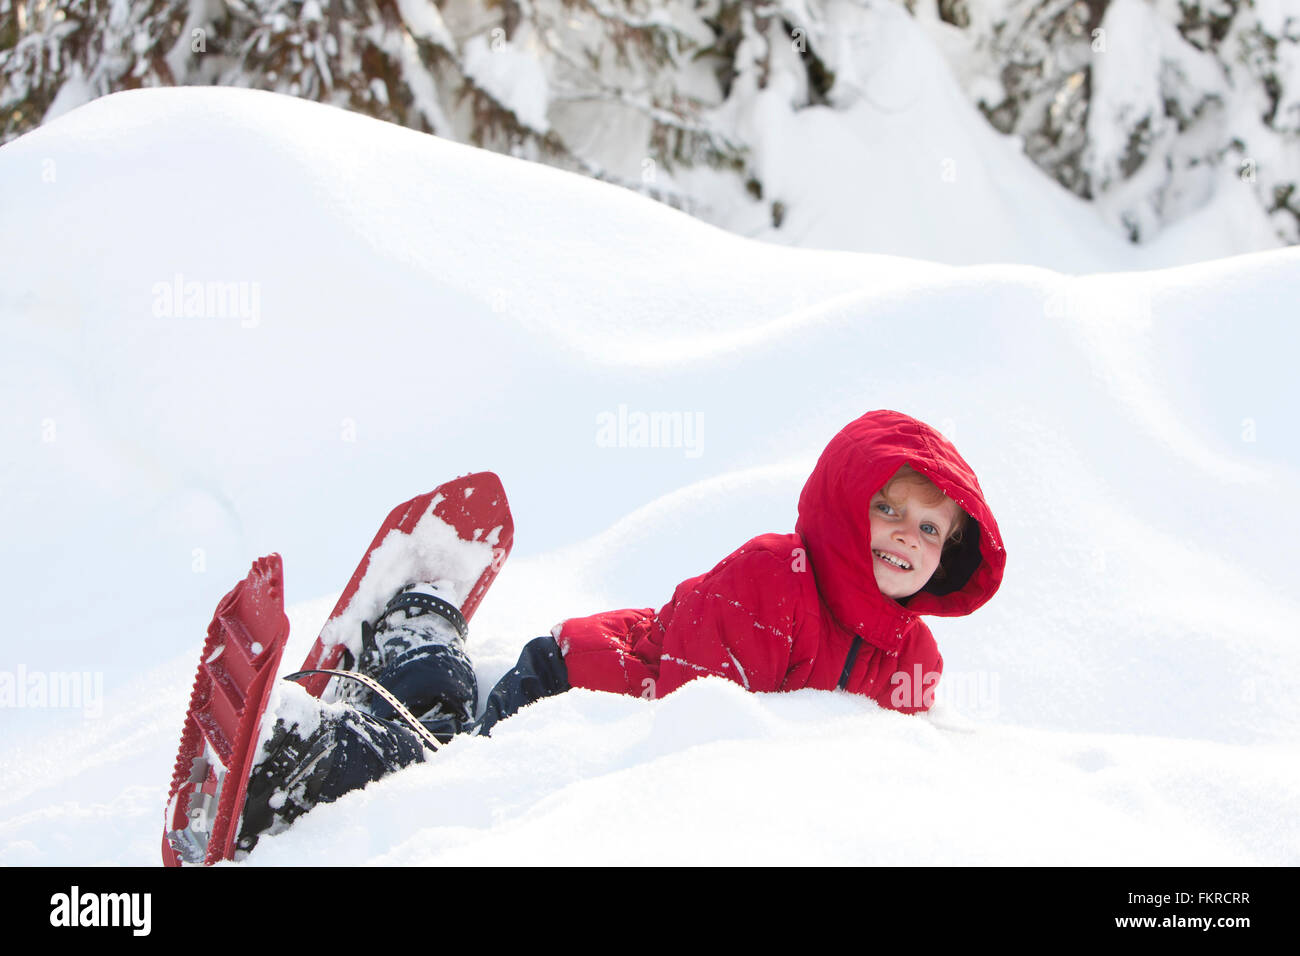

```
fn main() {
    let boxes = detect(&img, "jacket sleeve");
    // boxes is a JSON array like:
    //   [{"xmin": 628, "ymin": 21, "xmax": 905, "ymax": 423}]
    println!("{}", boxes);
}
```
[
  {"xmin": 872, "ymin": 620, "xmax": 943, "ymax": 714},
  {"xmin": 552, "ymin": 606, "xmax": 660, "ymax": 697},
  {"xmin": 650, "ymin": 545, "xmax": 803, "ymax": 699}
]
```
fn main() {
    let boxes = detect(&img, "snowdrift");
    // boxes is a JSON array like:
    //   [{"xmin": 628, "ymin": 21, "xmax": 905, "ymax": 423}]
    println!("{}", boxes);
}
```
[{"xmin": 0, "ymin": 87, "xmax": 1297, "ymax": 865}]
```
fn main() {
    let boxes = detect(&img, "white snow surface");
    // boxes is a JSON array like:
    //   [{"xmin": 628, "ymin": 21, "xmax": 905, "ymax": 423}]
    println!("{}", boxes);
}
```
[
  {"xmin": 0, "ymin": 85, "xmax": 1298, "ymax": 866},
  {"xmin": 313, "ymin": 503, "xmax": 499, "ymax": 662}
]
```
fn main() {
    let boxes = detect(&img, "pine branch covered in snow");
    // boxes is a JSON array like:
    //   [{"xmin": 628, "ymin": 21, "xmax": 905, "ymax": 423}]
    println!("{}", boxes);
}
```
[{"xmin": 0, "ymin": 0, "xmax": 192, "ymax": 140}]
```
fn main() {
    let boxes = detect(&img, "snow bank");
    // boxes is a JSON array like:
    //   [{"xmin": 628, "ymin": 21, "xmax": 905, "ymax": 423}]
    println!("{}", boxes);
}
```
[{"xmin": 1, "ymin": 86, "xmax": 1296, "ymax": 865}]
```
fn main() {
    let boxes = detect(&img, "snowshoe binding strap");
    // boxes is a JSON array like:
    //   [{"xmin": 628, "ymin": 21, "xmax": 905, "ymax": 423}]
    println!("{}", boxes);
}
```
[
  {"xmin": 284, "ymin": 669, "xmax": 443, "ymax": 753},
  {"xmin": 380, "ymin": 590, "xmax": 468, "ymax": 640}
]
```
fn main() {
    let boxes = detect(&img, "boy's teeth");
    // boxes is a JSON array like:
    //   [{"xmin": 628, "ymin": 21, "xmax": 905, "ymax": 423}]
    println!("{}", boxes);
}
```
[{"xmin": 875, "ymin": 550, "xmax": 911, "ymax": 570}]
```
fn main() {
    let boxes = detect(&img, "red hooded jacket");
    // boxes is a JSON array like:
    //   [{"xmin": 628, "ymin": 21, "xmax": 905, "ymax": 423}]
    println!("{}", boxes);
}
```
[{"xmin": 551, "ymin": 410, "xmax": 1006, "ymax": 714}]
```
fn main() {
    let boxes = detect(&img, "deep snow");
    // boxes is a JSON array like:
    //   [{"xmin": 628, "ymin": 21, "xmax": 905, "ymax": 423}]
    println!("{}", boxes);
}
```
[{"xmin": 1, "ymin": 77, "xmax": 1297, "ymax": 865}]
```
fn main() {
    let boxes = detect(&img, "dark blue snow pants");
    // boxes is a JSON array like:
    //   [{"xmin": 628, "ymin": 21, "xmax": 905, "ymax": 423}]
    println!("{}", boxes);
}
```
[
  {"xmin": 329, "ymin": 633, "xmax": 570, "ymax": 780},
  {"xmin": 367, "ymin": 633, "xmax": 572, "ymax": 743},
  {"xmin": 237, "ymin": 636, "xmax": 570, "ymax": 850}
]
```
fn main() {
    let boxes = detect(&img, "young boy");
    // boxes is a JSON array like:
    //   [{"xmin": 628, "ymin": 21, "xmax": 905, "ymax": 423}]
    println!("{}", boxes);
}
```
[{"xmin": 237, "ymin": 408, "xmax": 1006, "ymax": 851}]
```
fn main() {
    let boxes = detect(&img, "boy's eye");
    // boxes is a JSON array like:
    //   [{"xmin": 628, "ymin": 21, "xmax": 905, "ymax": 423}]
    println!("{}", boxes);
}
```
[{"xmin": 875, "ymin": 502, "xmax": 941, "ymax": 536}]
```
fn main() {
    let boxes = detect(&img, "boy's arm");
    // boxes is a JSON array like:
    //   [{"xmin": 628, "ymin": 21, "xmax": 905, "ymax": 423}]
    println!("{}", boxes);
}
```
[{"xmin": 652, "ymin": 546, "xmax": 802, "ymax": 699}]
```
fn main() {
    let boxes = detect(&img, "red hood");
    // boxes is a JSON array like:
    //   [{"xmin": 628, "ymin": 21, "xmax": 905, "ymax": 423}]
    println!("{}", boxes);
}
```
[{"xmin": 795, "ymin": 410, "xmax": 1006, "ymax": 648}]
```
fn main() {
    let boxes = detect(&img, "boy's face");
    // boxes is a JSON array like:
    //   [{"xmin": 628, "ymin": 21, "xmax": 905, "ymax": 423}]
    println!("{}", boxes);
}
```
[{"xmin": 868, "ymin": 481, "xmax": 961, "ymax": 600}]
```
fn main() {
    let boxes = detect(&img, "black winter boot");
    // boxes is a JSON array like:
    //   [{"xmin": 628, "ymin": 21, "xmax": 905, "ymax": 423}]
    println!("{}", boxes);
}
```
[{"xmin": 338, "ymin": 581, "xmax": 478, "ymax": 727}]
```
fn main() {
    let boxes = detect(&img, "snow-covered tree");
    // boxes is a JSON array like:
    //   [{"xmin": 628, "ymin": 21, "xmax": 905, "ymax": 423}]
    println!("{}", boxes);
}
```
[
  {"xmin": 3, "ymin": 0, "xmax": 1297, "ymax": 245},
  {"xmin": 916, "ymin": 0, "xmax": 1300, "ymax": 243}
]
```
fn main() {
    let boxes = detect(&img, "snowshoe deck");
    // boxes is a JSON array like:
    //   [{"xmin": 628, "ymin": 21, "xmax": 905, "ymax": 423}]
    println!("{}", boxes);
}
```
[{"xmin": 162, "ymin": 554, "xmax": 289, "ymax": 866}]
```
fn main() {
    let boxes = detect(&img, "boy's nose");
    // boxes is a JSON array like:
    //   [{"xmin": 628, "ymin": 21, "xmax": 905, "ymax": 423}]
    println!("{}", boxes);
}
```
[{"xmin": 892, "ymin": 527, "xmax": 919, "ymax": 548}]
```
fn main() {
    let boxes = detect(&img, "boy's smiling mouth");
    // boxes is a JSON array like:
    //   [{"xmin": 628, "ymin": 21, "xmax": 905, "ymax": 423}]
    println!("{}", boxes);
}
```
[{"xmin": 873, "ymin": 549, "xmax": 912, "ymax": 571}]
